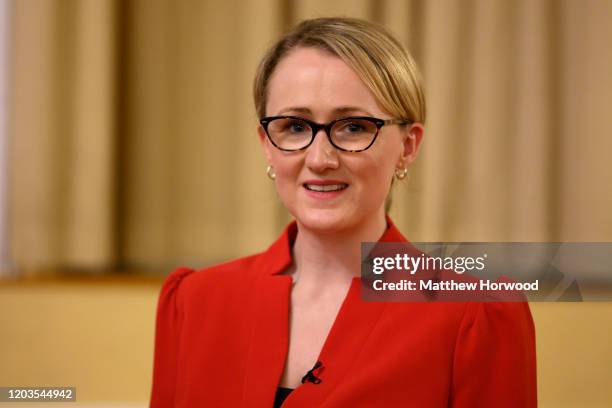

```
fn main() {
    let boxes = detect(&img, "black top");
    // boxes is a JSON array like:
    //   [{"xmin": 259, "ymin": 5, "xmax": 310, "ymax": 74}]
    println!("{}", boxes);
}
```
[
  {"xmin": 274, "ymin": 360, "xmax": 322, "ymax": 406},
  {"xmin": 273, "ymin": 387, "xmax": 294, "ymax": 408}
]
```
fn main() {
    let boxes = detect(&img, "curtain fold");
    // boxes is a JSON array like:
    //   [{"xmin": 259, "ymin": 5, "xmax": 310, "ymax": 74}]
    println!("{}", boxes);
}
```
[
  {"xmin": 7, "ymin": 0, "xmax": 612, "ymax": 274},
  {"xmin": 10, "ymin": 0, "xmax": 116, "ymax": 272}
]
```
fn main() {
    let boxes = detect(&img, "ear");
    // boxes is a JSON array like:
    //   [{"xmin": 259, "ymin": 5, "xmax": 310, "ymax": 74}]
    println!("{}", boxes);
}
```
[
  {"xmin": 258, "ymin": 124, "xmax": 273, "ymax": 164},
  {"xmin": 397, "ymin": 122, "xmax": 424, "ymax": 169}
]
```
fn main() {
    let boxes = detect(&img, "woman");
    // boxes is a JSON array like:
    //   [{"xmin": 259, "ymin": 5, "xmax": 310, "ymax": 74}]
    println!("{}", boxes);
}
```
[{"xmin": 150, "ymin": 17, "xmax": 536, "ymax": 407}]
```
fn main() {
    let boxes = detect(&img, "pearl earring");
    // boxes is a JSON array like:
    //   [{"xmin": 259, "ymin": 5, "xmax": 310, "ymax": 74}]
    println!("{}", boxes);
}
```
[
  {"xmin": 395, "ymin": 167, "xmax": 408, "ymax": 180},
  {"xmin": 266, "ymin": 165, "xmax": 276, "ymax": 180}
]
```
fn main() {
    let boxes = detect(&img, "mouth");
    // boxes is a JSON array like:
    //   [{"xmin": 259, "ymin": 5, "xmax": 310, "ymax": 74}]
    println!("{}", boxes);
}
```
[{"xmin": 303, "ymin": 183, "xmax": 349, "ymax": 192}]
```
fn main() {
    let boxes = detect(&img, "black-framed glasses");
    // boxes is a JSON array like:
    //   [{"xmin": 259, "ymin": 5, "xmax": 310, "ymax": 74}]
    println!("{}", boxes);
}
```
[{"xmin": 259, "ymin": 116, "xmax": 412, "ymax": 152}]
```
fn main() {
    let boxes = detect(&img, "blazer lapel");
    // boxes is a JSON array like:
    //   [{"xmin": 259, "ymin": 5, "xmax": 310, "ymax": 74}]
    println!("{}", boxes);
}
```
[
  {"xmin": 241, "ymin": 273, "xmax": 292, "ymax": 406},
  {"xmin": 241, "ymin": 222, "xmax": 295, "ymax": 406}
]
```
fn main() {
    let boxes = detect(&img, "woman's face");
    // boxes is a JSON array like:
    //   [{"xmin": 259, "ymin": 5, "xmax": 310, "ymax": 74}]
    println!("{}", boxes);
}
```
[{"xmin": 259, "ymin": 47, "xmax": 422, "ymax": 233}]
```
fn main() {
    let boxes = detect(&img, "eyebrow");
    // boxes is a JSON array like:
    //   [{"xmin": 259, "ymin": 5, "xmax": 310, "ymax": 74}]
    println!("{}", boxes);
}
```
[{"xmin": 277, "ymin": 106, "xmax": 374, "ymax": 117}]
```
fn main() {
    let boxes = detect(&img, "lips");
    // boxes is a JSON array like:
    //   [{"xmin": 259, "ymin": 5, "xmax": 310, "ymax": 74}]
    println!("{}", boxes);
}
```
[
  {"xmin": 304, "ymin": 183, "xmax": 348, "ymax": 192},
  {"xmin": 302, "ymin": 179, "xmax": 349, "ymax": 194}
]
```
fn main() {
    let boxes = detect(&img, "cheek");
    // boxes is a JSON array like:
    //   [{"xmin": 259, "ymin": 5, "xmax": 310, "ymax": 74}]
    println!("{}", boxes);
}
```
[
  {"xmin": 275, "ymin": 157, "xmax": 301, "ymax": 177},
  {"xmin": 349, "ymin": 157, "xmax": 394, "ymax": 194},
  {"xmin": 271, "ymin": 154, "xmax": 302, "ymax": 193},
  {"xmin": 371, "ymin": 140, "xmax": 403, "ymax": 186}
]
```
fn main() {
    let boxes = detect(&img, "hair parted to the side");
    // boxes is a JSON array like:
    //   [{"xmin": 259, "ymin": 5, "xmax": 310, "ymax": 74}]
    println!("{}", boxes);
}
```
[{"xmin": 253, "ymin": 17, "xmax": 426, "ymax": 124}]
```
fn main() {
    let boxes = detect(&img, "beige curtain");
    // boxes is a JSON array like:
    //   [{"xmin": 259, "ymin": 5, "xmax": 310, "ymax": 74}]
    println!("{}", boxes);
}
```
[{"xmin": 8, "ymin": 0, "xmax": 612, "ymax": 275}]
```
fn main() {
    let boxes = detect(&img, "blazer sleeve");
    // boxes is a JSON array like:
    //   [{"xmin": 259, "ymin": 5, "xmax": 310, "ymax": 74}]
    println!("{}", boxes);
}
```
[
  {"xmin": 150, "ymin": 267, "xmax": 195, "ymax": 408},
  {"xmin": 451, "ymin": 301, "xmax": 537, "ymax": 408}
]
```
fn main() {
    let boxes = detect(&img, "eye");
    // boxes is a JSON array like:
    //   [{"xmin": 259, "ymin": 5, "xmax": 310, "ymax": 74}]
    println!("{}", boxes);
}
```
[
  {"xmin": 288, "ymin": 121, "xmax": 307, "ymax": 133},
  {"xmin": 336, "ymin": 119, "xmax": 370, "ymax": 134},
  {"xmin": 345, "ymin": 122, "xmax": 366, "ymax": 133},
  {"xmin": 278, "ymin": 119, "xmax": 309, "ymax": 134}
]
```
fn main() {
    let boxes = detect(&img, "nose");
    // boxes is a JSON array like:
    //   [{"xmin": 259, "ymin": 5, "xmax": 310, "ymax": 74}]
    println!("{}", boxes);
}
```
[{"xmin": 304, "ymin": 128, "xmax": 339, "ymax": 173}]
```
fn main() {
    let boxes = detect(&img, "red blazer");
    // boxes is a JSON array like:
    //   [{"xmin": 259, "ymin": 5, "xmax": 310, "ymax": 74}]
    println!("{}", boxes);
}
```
[{"xmin": 150, "ymin": 217, "xmax": 537, "ymax": 407}]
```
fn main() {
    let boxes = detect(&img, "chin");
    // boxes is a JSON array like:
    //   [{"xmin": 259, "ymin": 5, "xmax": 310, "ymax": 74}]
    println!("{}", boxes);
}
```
[{"xmin": 293, "ymin": 208, "xmax": 357, "ymax": 234}]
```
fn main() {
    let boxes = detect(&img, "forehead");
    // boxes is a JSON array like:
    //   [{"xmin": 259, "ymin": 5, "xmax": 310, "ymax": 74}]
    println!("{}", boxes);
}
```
[{"xmin": 266, "ymin": 47, "xmax": 384, "ymax": 116}]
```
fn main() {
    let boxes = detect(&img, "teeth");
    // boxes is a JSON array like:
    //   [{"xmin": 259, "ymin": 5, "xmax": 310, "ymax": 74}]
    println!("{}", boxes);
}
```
[{"xmin": 305, "ymin": 184, "xmax": 348, "ymax": 192}]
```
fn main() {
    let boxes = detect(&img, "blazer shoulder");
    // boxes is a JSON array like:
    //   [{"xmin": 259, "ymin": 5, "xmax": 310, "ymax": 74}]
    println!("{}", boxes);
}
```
[
  {"xmin": 161, "ymin": 252, "xmax": 267, "ymax": 301},
  {"xmin": 451, "ymin": 299, "xmax": 537, "ymax": 406}
]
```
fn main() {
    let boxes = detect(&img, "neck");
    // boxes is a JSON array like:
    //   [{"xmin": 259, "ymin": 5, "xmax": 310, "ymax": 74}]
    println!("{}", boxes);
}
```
[{"xmin": 290, "ymin": 208, "xmax": 388, "ymax": 288}]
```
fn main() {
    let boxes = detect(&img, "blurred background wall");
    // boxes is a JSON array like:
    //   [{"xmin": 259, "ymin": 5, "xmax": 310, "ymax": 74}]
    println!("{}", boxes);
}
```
[
  {"xmin": 7, "ymin": 0, "xmax": 612, "ymax": 274},
  {"xmin": 1, "ymin": 0, "xmax": 611, "ymax": 406}
]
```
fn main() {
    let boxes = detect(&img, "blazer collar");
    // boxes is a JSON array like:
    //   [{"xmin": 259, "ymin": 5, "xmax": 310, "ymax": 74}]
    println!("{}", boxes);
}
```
[{"xmin": 261, "ymin": 214, "xmax": 409, "ymax": 277}]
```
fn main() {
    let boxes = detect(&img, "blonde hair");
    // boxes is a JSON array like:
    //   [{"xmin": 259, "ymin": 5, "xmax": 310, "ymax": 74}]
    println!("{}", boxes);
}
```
[{"xmin": 253, "ymin": 17, "xmax": 426, "ymax": 124}]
